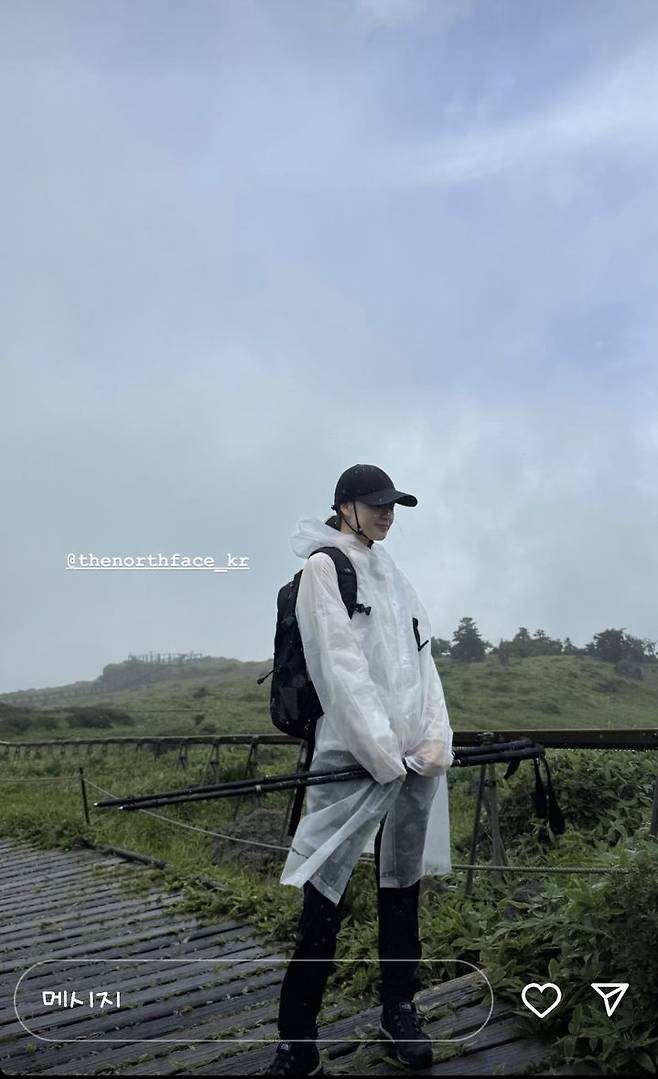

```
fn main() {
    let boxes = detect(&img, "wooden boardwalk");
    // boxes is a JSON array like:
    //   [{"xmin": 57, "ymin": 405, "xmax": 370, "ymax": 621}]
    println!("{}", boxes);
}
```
[{"xmin": 0, "ymin": 839, "xmax": 551, "ymax": 1076}]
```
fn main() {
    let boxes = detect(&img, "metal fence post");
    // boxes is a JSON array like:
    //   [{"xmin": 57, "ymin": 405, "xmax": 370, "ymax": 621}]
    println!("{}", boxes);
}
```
[
  {"xmin": 464, "ymin": 763, "xmax": 486, "ymax": 897},
  {"xmin": 484, "ymin": 761, "xmax": 508, "ymax": 875}
]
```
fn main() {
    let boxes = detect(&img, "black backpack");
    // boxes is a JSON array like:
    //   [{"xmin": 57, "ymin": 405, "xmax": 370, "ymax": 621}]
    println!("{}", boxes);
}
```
[{"xmin": 257, "ymin": 545, "xmax": 429, "ymax": 836}]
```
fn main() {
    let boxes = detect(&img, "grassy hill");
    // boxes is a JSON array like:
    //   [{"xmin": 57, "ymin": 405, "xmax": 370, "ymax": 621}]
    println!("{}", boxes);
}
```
[
  {"xmin": 2, "ymin": 654, "xmax": 657, "ymax": 1074},
  {"xmin": 1, "ymin": 652, "xmax": 656, "ymax": 740}
]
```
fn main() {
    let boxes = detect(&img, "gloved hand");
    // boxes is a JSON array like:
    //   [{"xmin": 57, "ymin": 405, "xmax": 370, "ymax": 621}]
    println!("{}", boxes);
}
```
[{"xmin": 403, "ymin": 739, "xmax": 454, "ymax": 776}]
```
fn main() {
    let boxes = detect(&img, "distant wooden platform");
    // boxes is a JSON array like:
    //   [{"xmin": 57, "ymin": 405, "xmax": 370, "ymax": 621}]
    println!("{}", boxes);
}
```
[{"xmin": 0, "ymin": 839, "xmax": 552, "ymax": 1075}]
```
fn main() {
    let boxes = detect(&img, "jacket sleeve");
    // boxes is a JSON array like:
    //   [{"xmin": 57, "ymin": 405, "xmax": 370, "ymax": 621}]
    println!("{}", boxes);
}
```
[
  {"xmin": 403, "ymin": 597, "xmax": 454, "ymax": 777},
  {"xmin": 296, "ymin": 553, "xmax": 407, "ymax": 785}
]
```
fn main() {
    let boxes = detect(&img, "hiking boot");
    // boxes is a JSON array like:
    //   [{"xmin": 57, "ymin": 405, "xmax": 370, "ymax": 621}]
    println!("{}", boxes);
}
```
[
  {"xmin": 264, "ymin": 1039, "xmax": 323, "ymax": 1076},
  {"xmin": 379, "ymin": 1000, "xmax": 433, "ymax": 1070}
]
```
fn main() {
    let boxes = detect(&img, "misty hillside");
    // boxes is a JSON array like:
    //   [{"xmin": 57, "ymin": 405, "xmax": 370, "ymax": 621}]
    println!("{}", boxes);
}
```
[{"xmin": 1, "ymin": 652, "xmax": 657, "ymax": 740}]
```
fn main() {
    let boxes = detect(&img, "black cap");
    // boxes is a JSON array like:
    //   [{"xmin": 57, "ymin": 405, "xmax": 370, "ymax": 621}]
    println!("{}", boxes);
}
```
[{"xmin": 332, "ymin": 464, "xmax": 418, "ymax": 511}]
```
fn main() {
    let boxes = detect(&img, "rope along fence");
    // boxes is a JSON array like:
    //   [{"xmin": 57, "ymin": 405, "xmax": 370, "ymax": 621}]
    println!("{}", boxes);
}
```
[
  {"xmin": 0, "ymin": 770, "xmax": 630, "ymax": 876},
  {"xmin": 78, "ymin": 774, "xmax": 641, "ymax": 875},
  {"xmin": 4, "ymin": 727, "xmax": 658, "ymax": 884}
]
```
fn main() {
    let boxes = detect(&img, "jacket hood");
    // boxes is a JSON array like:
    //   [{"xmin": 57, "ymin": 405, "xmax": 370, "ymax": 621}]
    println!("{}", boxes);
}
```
[{"xmin": 290, "ymin": 517, "xmax": 369, "ymax": 560}]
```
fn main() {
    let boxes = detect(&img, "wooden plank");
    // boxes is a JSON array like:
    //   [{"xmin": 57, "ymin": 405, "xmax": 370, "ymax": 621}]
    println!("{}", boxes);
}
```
[
  {"xmin": 0, "ymin": 856, "xmax": 132, "ymax": 882},
  {"xmin": 351, "ymin": 1009, "xmax": 520, "ymax": 1073},
  {"xmin": 0, "ymin": 896, "xmax": 186, "ymax": 943},
  {"xmin": 0, "ymin": 840, "xmax": 550, "ymax": 1078},
  {"xmin": 0, "ymin": 861, "xmax": 132, "ymax": 892},
  {"xmin": 0, "ymin": 938, "xmax": 269, "ymax": 1028},
  {"xmin": 0, "ymin": 887, "xmax": 185, "ymax": 927},
  {"xmin": 0, "ymin": 921, "xmax": 256, "ymax": 987},
  {"xmin": 14, "ymin": 955, "xmax": 286, "ymax": 1042},
  {"xmin": 2, "ymin": 970, "xmax": 285, "ymax": 1074},
  {"xmin": 0, "ymin": 890, "xmax": 186, "ymax": 931},
  {"xmin": 126, "ymin": 997, "xmax": 357, "ymax": 1077},
  {"xmin": 0, "ymin": 843, "xmax": 100, "ymax": 860},
  {"xmin": 0, "ymin": 856, "xmax": 92, "ymax": 880},
  {"xmin": 0, "ymin": 918, "xmax": 204, "ymax": 974},
  {"xmin": 117, "ymin": 1009, "xmax": 283, "ymax": 1075},
  {"xmin": 39, "ymin": 985, "xmax": 290, "ymax": 1075},
  {"xmin": 7, "ymin": 963, "xmax": 283, "ymax": 1044},
  {"xmin": 0, "ymin": 850, "xmax": 127, "ymax": 875},
  {"xmin": 0, "ymin": 878, "xmax": 154, "ymax": 917},
  {"xmin": 321, "ymin": 974, "xmax": 487, "ymax": 1055},
  {"xmin": 0, "ymin": 871, "xmax": 131, "ymax": 899},
  {"xmin": 428, "ymin": 1036, "xmax": 550, "ymax": 1075},
  {"xmin": 1, "ymin": 910, "xmax": 192, "ymax": 962},
  {"xmin": 0, "ymin": 939, "xmax": 270, "ymax": 1030},
  {"xmin": 3, "ymin": 920, "xmax": 253, "ymax": 983},
  {"xmin": 0, "ymin": 915, "xmax": 203, "ymax": 968},
  {"xmin": 200, "ymin": 982, "xmax": 495, "ymax": 1076}
]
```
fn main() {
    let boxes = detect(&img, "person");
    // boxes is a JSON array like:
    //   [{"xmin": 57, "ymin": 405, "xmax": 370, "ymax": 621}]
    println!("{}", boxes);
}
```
[{"xmin": 265, "ymin": 464, "xmax": 454, "ymax": 1077}]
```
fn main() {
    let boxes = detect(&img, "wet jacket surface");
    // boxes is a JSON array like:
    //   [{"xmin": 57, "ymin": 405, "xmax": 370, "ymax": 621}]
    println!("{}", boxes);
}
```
[{"xmin": 279, "ymin": 517, "xmax": 454, "ymax": 905}]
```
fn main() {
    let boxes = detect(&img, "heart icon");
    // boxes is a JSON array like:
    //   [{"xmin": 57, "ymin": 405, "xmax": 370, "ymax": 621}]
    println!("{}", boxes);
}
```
[{"xmin": 521, "ymin": 982, "xmax": 562, "ymax": 1018}]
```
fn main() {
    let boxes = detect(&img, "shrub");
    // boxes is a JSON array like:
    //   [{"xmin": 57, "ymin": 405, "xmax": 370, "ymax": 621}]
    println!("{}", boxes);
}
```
[
  {"xmin": 485, "ymin": 842, "xmax": 658, "ymax": 1073},
  {"xmin": 614, "ymin": 658, "xmax": 643, "ymax": 680},
  {"xmin": 66, "ymin": 714, "xmax": 112, "ymax": 729},
  {"xmin": 64, "ymin": 707, "xmax": 134, "ymax": 729},
  {"xmin": 36, "ymin": 716, "xmax": 60, "ymax": 731},
  {"xmin": 497, "ymin": 749, "xmax": 656, "ymax": 848},
  {"xmin": 1, "ymin": 716, "xmax": 33, "ymax": 734}
]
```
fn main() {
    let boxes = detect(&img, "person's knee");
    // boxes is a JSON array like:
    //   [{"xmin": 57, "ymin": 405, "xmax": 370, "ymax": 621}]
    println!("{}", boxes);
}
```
[{"xmin": 299, "ymin": 882, "xmax": 344, "ymax": 940}]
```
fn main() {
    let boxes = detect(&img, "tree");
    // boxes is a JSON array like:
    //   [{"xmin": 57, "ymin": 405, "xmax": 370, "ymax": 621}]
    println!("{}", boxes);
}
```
[
  {"xmin": 497, "ymin": 639, "xmax": 511, "ymax": 666},
  {"xmin": 589, "ymin": 629, "xmax": 626, "ymax": 663},
  {"xmin": 532, "ymin": 629, "xmax": 564, "ymax": 656},
  {"xmin": 511, "ymin": 627, "xmax": 533, "ymax": 658},
  {"xmin": 586, "ymin": 628, "xmax": 654, "ymax": 664},
  {"xmin": 450, "ymin": 617, "xmax": 487, "ymax": 662},
  {"xmin": 624, "ymin": 634, "xmax": 649, "ymax": 663}
]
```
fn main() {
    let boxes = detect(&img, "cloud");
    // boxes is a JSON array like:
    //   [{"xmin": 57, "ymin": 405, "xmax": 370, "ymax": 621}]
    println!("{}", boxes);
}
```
[
  {"xmin": 398, "ymin": 38, "xmax": 658, "ymax": 186},
  {"xmin": 355, "ymin": 0, "xmax": 473, "ymax": 31},
  {"xmin": 356, "ymin": 0, "xmax": 427, "ymax": 29}
]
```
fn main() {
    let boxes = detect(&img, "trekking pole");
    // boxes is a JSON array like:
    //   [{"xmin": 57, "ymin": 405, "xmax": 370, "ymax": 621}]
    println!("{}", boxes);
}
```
[
  {"xmin": 93, "ymin": 764, "xmax": 367, "ymax": 808},
  {"xmin": 454, "ymin": 738, "xmax": 535, "ymax": 758},
  {"xmin": 93, "ymin": 741, "xmax": 546, "ymax": 813},
  {"xmin": 451, "ymin": 745, "xmax": 545, "ymax": 767},
  {"xmin": 93, "ymin": 766, "xmax": 371, "ymax": 811}
]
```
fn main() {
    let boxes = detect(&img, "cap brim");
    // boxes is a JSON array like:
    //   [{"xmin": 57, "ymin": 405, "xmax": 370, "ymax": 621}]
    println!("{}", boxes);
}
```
[{"xmin": 358, "ymin": 489, "xmax": 417, "ymax": 508}]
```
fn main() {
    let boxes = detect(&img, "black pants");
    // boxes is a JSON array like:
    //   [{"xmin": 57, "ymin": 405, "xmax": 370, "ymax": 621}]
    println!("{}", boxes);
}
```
[{"xmin": 277, "ymin": 815, "xmax": 422, "ymax": 1040}]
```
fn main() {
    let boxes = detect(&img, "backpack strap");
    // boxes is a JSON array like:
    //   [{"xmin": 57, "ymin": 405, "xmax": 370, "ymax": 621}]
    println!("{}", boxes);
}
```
[
  {"xmin": 307, "ymin": 546, "xmax": 360, "ymax": 618},
  {"xmin": 287, "ymin": 547, "xmax": 360, "ymax": 838}
]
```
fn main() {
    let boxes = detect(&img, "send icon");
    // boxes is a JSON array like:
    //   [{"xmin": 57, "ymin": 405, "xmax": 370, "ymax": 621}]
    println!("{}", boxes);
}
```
[{"xmin": 590, "ymin": 983, "xmax": 629, "ymax": 1017}]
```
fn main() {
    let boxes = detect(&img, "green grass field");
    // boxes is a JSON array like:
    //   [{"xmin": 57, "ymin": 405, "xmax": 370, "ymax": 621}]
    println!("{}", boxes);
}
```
[
  {"xmin": 2, "ymin": 654, "xmax": 657, "ymax": 1073},
  {"xmin": 2, "ymin": 652, "xmax": 657, "ymax": 741}
]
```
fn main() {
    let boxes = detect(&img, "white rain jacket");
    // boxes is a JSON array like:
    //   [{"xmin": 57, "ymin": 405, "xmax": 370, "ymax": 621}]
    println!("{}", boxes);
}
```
[{"xmin": 280, "ymin": 517, "xmax": 453, "ymax": 906}]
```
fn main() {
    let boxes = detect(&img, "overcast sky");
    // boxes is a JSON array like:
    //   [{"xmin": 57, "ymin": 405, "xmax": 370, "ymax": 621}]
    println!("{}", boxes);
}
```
[{"xmin": 2, "ymin": 0, "xmax": 657, "ymax": 694}]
